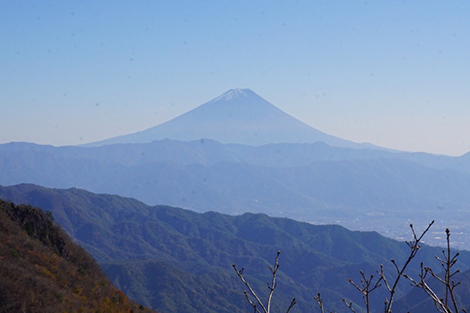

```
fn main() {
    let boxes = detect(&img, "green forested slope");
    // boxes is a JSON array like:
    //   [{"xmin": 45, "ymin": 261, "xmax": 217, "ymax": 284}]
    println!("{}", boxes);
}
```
[{"xmin": 1, "ymin": 184, "xmax": 469, "ymax": 312}]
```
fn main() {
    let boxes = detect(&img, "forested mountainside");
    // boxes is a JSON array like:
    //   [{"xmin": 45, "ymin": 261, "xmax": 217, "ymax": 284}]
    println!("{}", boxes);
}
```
[
  {"xmin": 1, "ymin": 184, "xmax": 470, "ymax": 312},
  {"xmin": 0, "ymin": 199, "xmax": 155, "ymax": 313}
]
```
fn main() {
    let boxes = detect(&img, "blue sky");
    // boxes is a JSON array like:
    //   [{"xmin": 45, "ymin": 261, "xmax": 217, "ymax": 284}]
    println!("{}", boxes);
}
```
[{"xmin": 1, "ymin": 1, "xmax": 470, "ymax": 156}]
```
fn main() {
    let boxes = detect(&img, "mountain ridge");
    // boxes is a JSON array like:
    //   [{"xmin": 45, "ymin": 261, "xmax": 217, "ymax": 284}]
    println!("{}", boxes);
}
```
[
  {"xmin": 3, "ymin": 139, "xmax": 470, "ymax": 249},
  {"xmin": 1, "ymin": 184, "xmax": 470, "ymax": 312}
]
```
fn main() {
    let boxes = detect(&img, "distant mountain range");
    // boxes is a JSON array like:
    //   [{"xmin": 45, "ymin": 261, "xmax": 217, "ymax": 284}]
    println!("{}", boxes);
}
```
[
  {"xmin": 2, "ymin": 138, "xmax": 470, "ymax": 248},
  {"xmin": 1, "ymin": 184, "xmax": 469, "ymax": 312},
  {"xmin": 85, "ymin": 88, "xmax": 380, "ymax": 149},
  {"xmin": 3, "ymin": 88, "xmax": 470, "ymax": 246},
  {"xmin": 4, "ymin": 88, "xmax": 470, "ymax": 312}
]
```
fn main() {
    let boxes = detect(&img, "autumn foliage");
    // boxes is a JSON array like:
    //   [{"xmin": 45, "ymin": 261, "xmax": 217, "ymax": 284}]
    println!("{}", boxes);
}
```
[{"xmin": 0, "ymin": 199, "xmax": 155, "ymax": 313}]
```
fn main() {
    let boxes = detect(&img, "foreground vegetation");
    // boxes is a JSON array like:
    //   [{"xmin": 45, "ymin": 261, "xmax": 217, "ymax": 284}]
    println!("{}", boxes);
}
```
[
  {"xmin": 0, "ymin": 199, "xmax": 154, "ymax": 313},
  {"xmin": 234, "ymin": 222, "xmax": 469, "ymax": 313}
]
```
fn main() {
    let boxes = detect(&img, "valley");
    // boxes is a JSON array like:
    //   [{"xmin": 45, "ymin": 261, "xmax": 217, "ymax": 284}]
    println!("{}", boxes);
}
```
[{"xmin": 2, "ymin": 89, "xmax": 470, "ymax": 312}]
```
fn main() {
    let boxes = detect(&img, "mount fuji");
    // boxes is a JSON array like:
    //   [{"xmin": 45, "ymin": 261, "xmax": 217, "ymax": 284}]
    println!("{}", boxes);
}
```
[{"xmin": 86, "ymin": 88, "xmax": 376, "ymax": 148}]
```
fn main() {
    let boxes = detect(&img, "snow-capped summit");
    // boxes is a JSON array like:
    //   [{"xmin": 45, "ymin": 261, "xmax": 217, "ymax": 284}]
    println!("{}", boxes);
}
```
[
  {"xmin": 85, "ymin": 89, "xmax": 366, "ymax": 148},
  {"xmin": 212, "ymin": 88, "xmax": 256, "ymax": 101}
]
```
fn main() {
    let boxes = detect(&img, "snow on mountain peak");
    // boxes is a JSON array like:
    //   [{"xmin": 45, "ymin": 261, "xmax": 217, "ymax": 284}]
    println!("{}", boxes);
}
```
[{"xmin": 214, "ymin": 88, "xmax": 254, "ymax": 101}]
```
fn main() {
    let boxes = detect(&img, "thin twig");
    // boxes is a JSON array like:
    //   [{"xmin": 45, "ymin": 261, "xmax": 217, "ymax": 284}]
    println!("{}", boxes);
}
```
[
  {"xmin": 342, "ymin": 299, "xmax": 357, "ymax": 313},
  {"xmin": 243, "ymin": 290, "xmax": 262, "ymax": 313},
  {"xmin": 266, "ymin": 251, "xmax": 281, "ymax": 313},
  {"xmin": 314, "ymin": 293, "xmax": 325, "ymax": 313},
  {"xmin": 233, "ymin": 263, "xmax": 267, "ymax": 312},
  {"xmin": 285, "ymin": 298, "xmax": 296, "ymax": 313}
]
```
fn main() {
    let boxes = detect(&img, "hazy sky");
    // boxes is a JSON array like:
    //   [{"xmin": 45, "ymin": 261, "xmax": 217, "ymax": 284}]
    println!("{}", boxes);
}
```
[{"xmin": 2, "ymin": 1, "xmax": 470, "ymax": 156}]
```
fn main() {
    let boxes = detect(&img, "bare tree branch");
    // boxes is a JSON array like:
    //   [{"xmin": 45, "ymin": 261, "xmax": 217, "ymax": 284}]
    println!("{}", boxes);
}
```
[
  {"xmin": 285, "ymin": 298, "xmax": 296, "ymax": 313},
  {"xmin": 377, "ymin": 220, "xmax": 434, "ymax": 313},
  {"xmin": 347, "ymin": 269, "xmax": 382, "ymax": 313},
  {"xmin": 404, "ymin": 228, "xmax": 464, "ymax": 313},
  {"xmin": 342, "ymin": 298, "xmax": 357, "ymax": 313},
  {"xmin": 404, "ymin": 264, "xmax": 450, "ymax": 313},
  {"xmin": 233, "ymin": 263, "xmax": 267, "ymax": 312},
  {"xmin": 233, "ymin": 221, "xmax": 467, "ymax": 313},
  {"xmin": 243, "ymin": 290, "xmax": 262, "ymax": 313},
  {"xmin": 266, "ymin": 251, "xmax": 281, "ymax": 313},
  {"xmin": 313, "ymin": 293, "xmax": 325, "ymax": 313},
  {"xmin": 233, "ymin": 251, "xmax": 296, "ymax": 313}
]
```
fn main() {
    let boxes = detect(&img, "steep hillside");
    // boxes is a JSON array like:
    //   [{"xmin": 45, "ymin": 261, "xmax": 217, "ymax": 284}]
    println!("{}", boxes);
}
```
[
  {"xmin": 1, "ymin": 184, "xmax": 469, "ymax": 312},
  {"xmin": 0, "ymin": 199, "xmax": 154, "ymax": 313}
]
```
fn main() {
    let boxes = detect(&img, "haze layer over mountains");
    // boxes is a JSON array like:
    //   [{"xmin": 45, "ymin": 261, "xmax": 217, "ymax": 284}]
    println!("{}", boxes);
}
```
[
  {"xmin": 3, "ymin": 88, "xmax": 470, "ymax": 311},
  {"xmin": 2, "ymin": 88, "xmax": 470, "ymax": 249}
]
